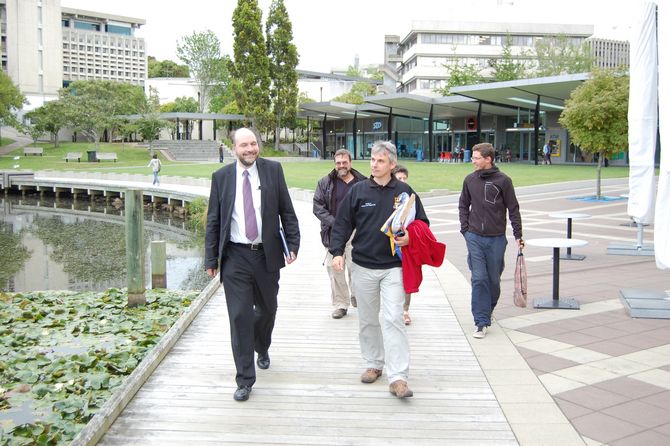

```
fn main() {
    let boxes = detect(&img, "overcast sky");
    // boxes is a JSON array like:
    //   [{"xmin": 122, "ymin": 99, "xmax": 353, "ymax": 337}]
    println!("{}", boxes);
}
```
[{"xmin": 62, "ymin": 0, "xmax": 644, "ymax": 72}]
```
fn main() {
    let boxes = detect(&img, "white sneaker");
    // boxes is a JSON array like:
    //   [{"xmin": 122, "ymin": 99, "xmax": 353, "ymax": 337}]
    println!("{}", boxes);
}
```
[{"xmin": 473, "ymin": 326, "xmax": 487, "ymax": 339}]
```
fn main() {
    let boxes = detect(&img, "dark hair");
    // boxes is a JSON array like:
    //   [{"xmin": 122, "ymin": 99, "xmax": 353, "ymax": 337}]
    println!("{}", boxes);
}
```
[
  {"xmin": 472, "ymin": 142, "xmax": 495, "ymax": 160},
  {"xmin": 334, "ymin": 148, "xmax": 352, "ymax": 161},
  {"xmin": 392, "ymin": 165, "xmax": 409, "ymax": 177},
  {"xmin": 152, "ymin": 154, "xmax": 158, "ymax": 159}
]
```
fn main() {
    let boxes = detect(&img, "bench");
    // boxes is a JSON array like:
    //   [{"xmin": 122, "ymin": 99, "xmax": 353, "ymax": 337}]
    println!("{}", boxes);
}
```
[
  {"xmin": 64, "ymin": 152, "xmax": 82, "ymax": 163},
  {"xmin": 96, "ymin": 152, "xmax": 118, "ymax": 162},
  {"xmin": 23, "ymin": 147, "xmax": 43, "ymax": 156}
]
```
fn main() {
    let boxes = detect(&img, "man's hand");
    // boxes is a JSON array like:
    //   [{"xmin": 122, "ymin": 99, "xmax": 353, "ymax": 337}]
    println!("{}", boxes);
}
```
[
  {"xmin": 393, "ymin": 231, "xmax": 410, "ymax": 247},
  {"xmin": 206, "ymin": 268, "xmax": 218, "ymax": 279},
  {"xmin": 286, "ymin": 251, "xmax": 297, "ymax": 264},
  {"xmin": 517, "ymin": 239, "xmax": 525, "ymax": 250},
  {"xmin": 332, "ymin": 255, "xmax": 344, "ymax": 271}
]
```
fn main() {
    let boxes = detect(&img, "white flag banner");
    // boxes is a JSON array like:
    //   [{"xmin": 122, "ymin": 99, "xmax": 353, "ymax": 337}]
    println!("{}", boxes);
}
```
[
  {"xmin": 627, "ymin": 2, "xmax": 658, "ymax": 225},
  {"xmin": 655, "ymin": 1, "xmax": 670, "ymax": 269}
]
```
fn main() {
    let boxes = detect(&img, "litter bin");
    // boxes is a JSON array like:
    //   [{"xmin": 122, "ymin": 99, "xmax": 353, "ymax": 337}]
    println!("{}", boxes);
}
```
[
  {"xmin": 87, "ymin": 150, "xmax": 97, "ymax": 162},
  {"xmin": 464, "ymin": 149, "xmax": 471, "ymax": 163},
  {"xmin": 416, "ymin": 149, "xmax": 424, "ymax": 161}
]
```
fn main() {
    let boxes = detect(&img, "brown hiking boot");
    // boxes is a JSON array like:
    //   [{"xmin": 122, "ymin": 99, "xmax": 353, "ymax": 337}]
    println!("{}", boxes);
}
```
[
  {"xmin": 360, "ymin": 368, "xmax": 383, "ymax": 383},
  {"xmin": 331, "ymin": 308, "xmax": 347, "ymax": 319},
  {"xmin": 389, "ymin": 380, "xmax": 413, "ymax": 398}
]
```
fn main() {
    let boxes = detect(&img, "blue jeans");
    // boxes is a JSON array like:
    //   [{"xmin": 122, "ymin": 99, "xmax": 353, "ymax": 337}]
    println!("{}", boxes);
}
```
[
  {"xmin": 464, "ymin": 232, "xmax": 507, "ymax": 327},
  {"xmin": 152, "ymin": 171, "xmax": 159, "ymax": 185}
]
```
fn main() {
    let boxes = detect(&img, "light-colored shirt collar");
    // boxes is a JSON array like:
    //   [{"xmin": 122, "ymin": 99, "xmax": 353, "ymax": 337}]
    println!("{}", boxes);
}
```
[{"xmin": 236, "ymin": 160, "xmax": 258, "ymax": 176}]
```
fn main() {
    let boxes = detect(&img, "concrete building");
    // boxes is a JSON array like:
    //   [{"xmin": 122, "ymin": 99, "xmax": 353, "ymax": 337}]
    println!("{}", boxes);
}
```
[
  {"xmin": 588, "ymin": 37, "xmax": 630, "ymax": 69},
  {"xmin": 61, "ymin": 7, "xmax": 146, "ymax": 87},
  {"xmin": 1, "ymin": 0, "xmax": 63, "ymax": 109},
  {"xmin": 0, "ymin": 0, "xmax": 146, "ymax": 113},
  {"xmin": 386, "ymin": 21, "xmax": 594, "ymax": 96}
]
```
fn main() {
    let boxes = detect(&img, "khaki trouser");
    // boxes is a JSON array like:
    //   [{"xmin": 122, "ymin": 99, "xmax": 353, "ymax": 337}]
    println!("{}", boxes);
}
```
[
  {"xmin": 352, "ymin": 263, "xmax": 409, "ymax": 384},
  {"xmin": 325, "ymin": 239, "xmax": 354, "ymax": 310}
]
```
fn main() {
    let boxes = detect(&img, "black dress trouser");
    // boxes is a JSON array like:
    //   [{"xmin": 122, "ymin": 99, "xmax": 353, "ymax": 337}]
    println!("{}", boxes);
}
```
[{"xmin": 221, "ymin": 244, "xmax": 280, "ymax": 387}]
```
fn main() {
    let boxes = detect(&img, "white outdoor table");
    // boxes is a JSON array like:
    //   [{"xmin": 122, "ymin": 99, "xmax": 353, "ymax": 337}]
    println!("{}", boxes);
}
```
[
  {"xmin": 526, "ymin": 237, "xmax": 588, "ymax": 310},
  {"xmin": 548, "ymin": 212, "xmax": 591, "ymax": 260}
]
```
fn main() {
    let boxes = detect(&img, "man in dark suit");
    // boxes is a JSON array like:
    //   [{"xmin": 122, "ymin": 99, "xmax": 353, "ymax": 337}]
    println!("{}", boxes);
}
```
[{"xmin": 205, "ymin": 127, "xmax": 300, "ymax": 402}]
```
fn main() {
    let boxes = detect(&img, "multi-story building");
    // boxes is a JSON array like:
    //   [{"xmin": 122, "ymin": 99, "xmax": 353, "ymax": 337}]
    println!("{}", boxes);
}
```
[
  {"xmin": 61, "ymin": 7, "xmax": 146, "ymax": 87},
  {"xmin": 588, "ymin": 37, "xmax": 629, "ymax": 69},
  {"xmin": 0, "ymin": 0, "xmax": 146, "ymax": 113},
  {"xmin": 1, "ymin": 0, "xmax": 63, "ymax": 109},
  {"xmin": 387, "ymin": 20, "xmax": 594, "ymax": 96}
]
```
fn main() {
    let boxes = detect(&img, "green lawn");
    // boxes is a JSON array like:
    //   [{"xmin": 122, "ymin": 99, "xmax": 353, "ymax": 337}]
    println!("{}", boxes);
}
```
[
  {"xmin": 0, "ymin": 142, "xmax": 630, "ymax": 192},
  {"xmin": 0, "ymin": 137, "xmax": 15, "ymax": 147}
]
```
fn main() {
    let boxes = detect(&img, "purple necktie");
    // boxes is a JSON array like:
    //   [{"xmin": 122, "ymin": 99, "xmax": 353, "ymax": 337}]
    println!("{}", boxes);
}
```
[{"xmin": 242, "ymin": 170, "xmax": 258, "ymax": 241}]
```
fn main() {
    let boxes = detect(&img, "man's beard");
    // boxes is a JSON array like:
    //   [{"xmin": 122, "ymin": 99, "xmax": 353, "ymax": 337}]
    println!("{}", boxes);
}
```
[
  {"xmin": 337, "ymin": 168, "xmax": 349, "ymax": 177},
  {"xmin": 238, "ymin": 154, "xmax": 257, "ymax": 167}
]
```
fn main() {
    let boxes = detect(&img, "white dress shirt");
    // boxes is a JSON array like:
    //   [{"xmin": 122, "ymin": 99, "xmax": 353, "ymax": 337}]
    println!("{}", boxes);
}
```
[{"xmin": 230, "ymin": 161, "xmax": 262, "ymax": 243}]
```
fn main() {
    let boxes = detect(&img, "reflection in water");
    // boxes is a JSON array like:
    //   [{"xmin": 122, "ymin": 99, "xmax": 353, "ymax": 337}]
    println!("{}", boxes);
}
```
[{"xmin": 0, "ymin": 196, "xmax": 209, "ymax": 292}]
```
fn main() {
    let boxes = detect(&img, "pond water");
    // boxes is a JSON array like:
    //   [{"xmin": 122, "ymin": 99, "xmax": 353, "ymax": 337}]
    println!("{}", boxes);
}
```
[{"xmin": 0, "ymin": 195, "xmax": 210, "ymax": 292}]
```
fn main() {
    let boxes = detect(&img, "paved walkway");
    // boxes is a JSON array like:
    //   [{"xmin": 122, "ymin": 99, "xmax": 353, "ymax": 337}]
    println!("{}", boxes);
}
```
[{"xmin": 35, "ymin": 171, "xmax": 670, "ymax": 445}]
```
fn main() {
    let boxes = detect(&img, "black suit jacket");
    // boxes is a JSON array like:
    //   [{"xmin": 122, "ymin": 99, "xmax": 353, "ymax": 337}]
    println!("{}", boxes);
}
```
[{"xmin": 205, "ymin": 158, "xmax": 300, "ymax": 273}]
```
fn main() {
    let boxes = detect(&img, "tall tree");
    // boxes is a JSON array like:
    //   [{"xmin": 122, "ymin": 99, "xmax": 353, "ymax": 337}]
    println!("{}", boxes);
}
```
[
  {"xmin": 489, "ymin": 35, "xmax": 530, "ymax": 81},
  {"xmin": 437, "ymin": 59, "xmax": 484, "ymax": 95},
  {"xmin": 61, "ymin": 80, "xmax": 146, "ymax": 149},
  {"xmin": 136, "ymin": 87, "xmax": 172, "ymax": 152},
  {"xmin": 559, "ymin": 69, "xmax": 629, "ymax": 198},
  {"xmin": 205, "ymin": 54, "xmax": 235, "ymax": 113},
  {"xmin": 231, "ymin": 0, "xmax": 271, "ymax": 132},
  {"xmin": 534, "ymin": 34, "xmax": 593, "ymax": 77},
  {"xmin": 331, "ymin": 81, "xmax": 376, "ymax": 104},
  {"xmin": 0, "ymin": 71, "xmax": 26, "ymax": 141},
  {"xmin": 148, "ymin": 56, "xmax": 190, "ymax": 78},
  {"xmin": 176, "ymin": 30, "xmax": 222, "ymax": 112},
  {"xmin": 24, "ymin": 99, "xmax": 67, "ymax": 147},
  {"xmin": 266, "ymin": 0, "xmax": 299, "ymax": 149}
]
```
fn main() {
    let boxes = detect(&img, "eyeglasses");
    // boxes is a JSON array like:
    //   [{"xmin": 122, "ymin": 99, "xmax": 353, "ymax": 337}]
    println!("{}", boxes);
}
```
[{"xmin": 471, "ymin": 156, "xmax": 483, "ymax": 160}]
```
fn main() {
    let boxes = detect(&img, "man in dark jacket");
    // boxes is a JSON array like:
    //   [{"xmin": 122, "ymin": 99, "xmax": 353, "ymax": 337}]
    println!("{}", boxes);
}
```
[
  {"xmin": 330, "ymin": 141, "xmax": 428, "ymax": 398},
  {"xmin": 313, "ymin": 149, "xmax": 365, "ymax": 319},
  {"xmin": 459, "ymin": 142, "xmax": 523, "ymax": 340},
  {"xmin": 205, "ymin": 128, "xmax": 300, "ymax": 402}
]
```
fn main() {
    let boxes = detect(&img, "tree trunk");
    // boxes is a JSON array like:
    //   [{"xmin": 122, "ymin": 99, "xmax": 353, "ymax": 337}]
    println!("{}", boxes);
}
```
[
  {"xmin": 596, "ymin": 150, "xmax": 603, "ymax": 199},
  {"xmin": 275, "ymin": 126, "xmax": 281, "ymax": 151}
]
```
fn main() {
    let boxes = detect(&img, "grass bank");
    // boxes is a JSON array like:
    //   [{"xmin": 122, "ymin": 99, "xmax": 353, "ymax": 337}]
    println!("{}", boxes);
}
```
[{"xmin": 0, "ymin": 142, "xmax": 630, "ymax": 193}]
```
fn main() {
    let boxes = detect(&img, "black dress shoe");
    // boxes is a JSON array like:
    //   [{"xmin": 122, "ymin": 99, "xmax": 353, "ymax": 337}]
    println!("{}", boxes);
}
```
[
  {"xmin": 233, "ymin": 385, "xmax": 252, "ymax": 401},
  {"xmin": 257, "ymin": 352, "xmax": 270, "ymax": 370}
]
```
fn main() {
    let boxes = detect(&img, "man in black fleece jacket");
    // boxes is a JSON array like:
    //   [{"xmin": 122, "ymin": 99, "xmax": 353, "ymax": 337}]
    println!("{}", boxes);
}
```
[
  {"xmin": 459, "ymin": 143, "xmax": 523, "ymax": 339},
  {"xmin": 330, "ymin": 140, "xmax": 428, "ymax": 398}
]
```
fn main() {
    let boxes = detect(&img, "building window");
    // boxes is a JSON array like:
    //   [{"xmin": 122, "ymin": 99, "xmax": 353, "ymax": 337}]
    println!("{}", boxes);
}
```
[
  {"xmin": 62, "ymin": 19, "xmax": 70, "ymax": 28},
  {"xmin": 106, "ymin": 24, "xmax": 132, "ymax": 36},
  {"xmin": 74, "ymin": 21, "xmax": 100, "ymax": 32}
]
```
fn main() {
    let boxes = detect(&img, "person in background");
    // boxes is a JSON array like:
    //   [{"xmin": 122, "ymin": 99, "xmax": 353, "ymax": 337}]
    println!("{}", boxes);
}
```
[
  {"xmin": 392, "ymin": 165, "xmax": 413, "ymax": 326},
  {"xmin": 330, "ymin": 141, "xmax": 428, "ymax": 398},
  {"xmin": 543, "ymin": 142, "xmax": 552, "ymax": 165},
  {"xmin": 205, "ymin": 127, "xmax": 300, "ymax": 402},
  {"xmin": 313, "ymin": 149, "xmax": 366, "ymax": 319},
  {"xmin": 459, "ymin": 143, "xmax": 523, "ymax": 339},
  {"xmin": 148, "ymin": 153, "xmax": 161, "ymax": 186},
  {"xmin": 219, "ymin": 143, "xmax": 225, "ymax": 163}
]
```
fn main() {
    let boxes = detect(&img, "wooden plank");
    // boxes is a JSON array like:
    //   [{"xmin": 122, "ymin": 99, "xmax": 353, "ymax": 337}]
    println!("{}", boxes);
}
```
[{"xmin": 97, "ymin": 200, "xmax": 517, "ymax": 445}]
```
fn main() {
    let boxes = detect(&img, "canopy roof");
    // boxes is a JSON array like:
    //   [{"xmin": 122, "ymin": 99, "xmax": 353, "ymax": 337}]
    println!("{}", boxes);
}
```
[{"xmin": 298, "ymin": 73, "xmax": 590, "ymax": 121}]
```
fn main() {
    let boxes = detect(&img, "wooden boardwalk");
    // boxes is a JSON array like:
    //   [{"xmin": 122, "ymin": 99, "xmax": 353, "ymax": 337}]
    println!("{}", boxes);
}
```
[{"xmin": 98, "ymin": 200, "xmax": 517, "ymax": 445}]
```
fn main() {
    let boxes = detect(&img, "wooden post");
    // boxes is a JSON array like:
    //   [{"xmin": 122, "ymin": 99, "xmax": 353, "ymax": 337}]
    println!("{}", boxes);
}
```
[
  {"xmin": 125, "ymin": 189, "xmax": 145, "ymax": 307},
  {"xmin": 151, "ymin": 240, "xmax": 167, "ymax": 289}
]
